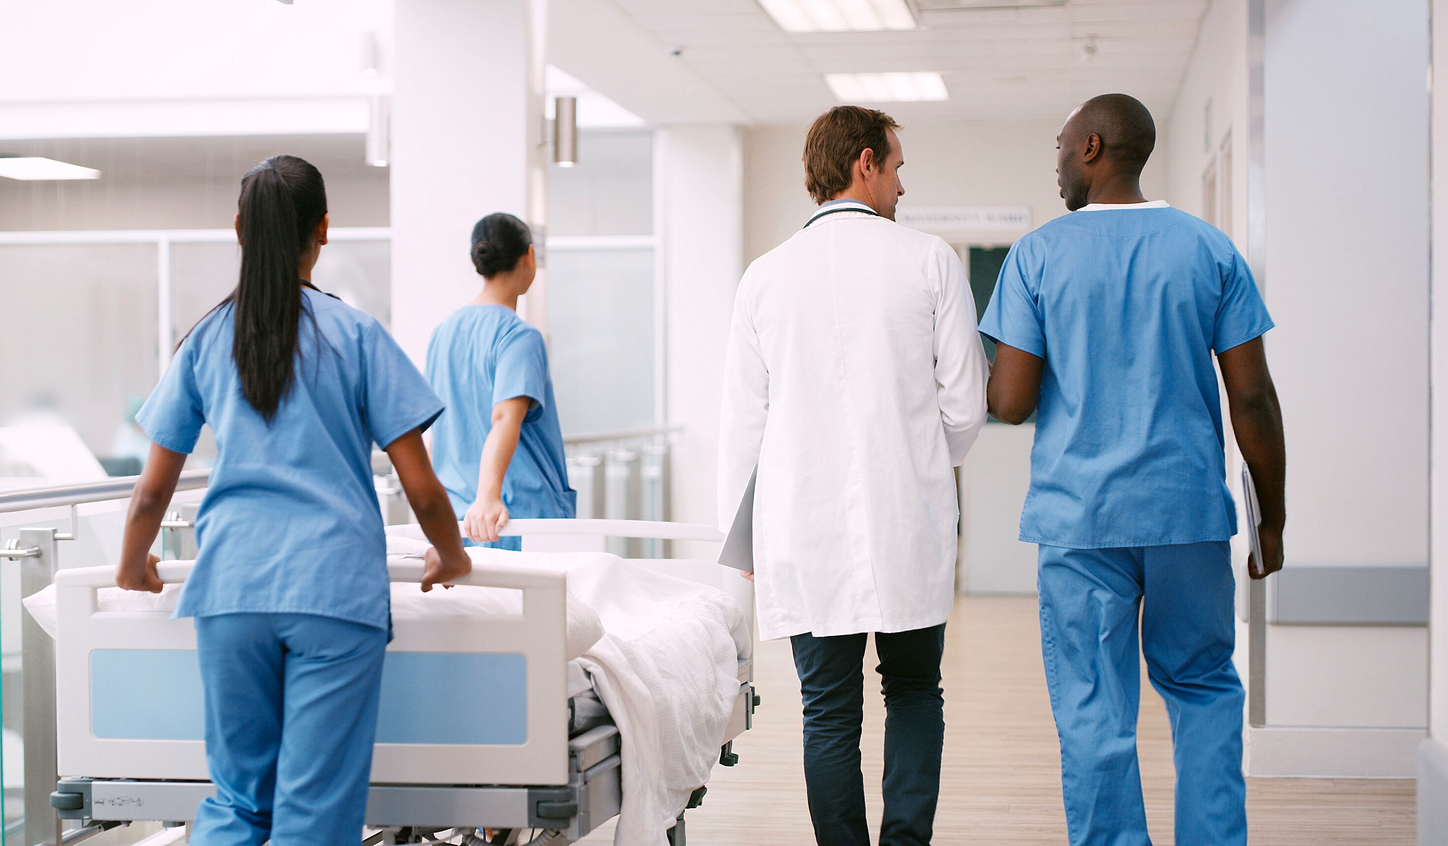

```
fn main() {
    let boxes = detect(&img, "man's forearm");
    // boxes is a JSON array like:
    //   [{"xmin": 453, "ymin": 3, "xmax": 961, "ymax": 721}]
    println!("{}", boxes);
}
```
[{"xmin": 1232, "ymin": 391, "xmax": 1286, "ymax": 530}]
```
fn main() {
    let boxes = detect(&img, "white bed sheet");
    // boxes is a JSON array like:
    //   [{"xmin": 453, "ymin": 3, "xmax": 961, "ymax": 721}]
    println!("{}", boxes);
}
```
[{"xmin": 468, "ymin": 547, "xmax": 754, "ymax": 846}]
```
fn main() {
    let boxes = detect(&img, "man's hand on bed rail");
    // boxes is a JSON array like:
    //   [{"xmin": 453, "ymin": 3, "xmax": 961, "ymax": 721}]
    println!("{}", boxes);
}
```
[
  {"xmin": 421, "ymin": 545, "xmax": 471, "ymax": 592},
  {"xmin": 116, "ymin": 553, "xmax": 164, "ymax": 593},
  {"xmin": 385, "ymin": 428, "xmax": 471, "ymax": 592}
]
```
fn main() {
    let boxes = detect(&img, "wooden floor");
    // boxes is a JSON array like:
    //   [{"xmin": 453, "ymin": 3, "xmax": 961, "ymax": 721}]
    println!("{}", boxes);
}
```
[{"xmin": 582, "ymin": 596, "xmax": 1416, "ymax": 845}]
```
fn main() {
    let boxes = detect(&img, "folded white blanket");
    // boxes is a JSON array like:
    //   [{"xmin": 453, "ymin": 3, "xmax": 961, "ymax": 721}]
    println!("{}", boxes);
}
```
[{"xmin": 504, "ymin": 548, "xmax": 753, "ymax": 846}]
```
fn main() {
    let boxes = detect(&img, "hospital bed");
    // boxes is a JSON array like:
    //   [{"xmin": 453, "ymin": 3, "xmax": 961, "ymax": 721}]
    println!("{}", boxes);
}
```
[{"xmin": 42, "ymin": 519, "xmax": 756, "ymax": 846}]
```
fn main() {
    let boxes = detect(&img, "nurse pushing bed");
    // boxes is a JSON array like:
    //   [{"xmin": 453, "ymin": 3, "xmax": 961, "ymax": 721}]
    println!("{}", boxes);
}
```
[
  {"xmin": 427, "ymin": 212, "xmax": 577, "ymax": 549},
  {"xmin": 113, "ymin": 154, "xmax": 471, "ymax": 845}
]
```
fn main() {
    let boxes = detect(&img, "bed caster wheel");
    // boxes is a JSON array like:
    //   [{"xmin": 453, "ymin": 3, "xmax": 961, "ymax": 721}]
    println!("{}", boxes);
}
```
[{"xmin": 719, "ymin": 741, "xmax": 739, "ymax": 767}]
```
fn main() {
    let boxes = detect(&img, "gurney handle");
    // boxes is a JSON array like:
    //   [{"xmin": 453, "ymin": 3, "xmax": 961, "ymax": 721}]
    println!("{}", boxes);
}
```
[
  {"xmin": 55, "ymin": 559, "xmax": 567, "ymax": 592},
  {"xmin": 495, "ymin": 518, "xmax": 724, "ymax": 543}
]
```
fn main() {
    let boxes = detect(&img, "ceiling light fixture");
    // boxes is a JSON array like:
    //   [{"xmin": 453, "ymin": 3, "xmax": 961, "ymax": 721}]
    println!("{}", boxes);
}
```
[
  {"xmin": 553, "ymin": 96, "xmax": 579, "ymax": 167},
  {"xmin": 365, "ymin": 96, "xmax": 390, "ymax": 168},
  {"xmin": 759, "ymin": 0, "xmax": 918, "ymax": 33},
  {"xmin": 0, "ymin": 156, "xmax": 101, "ymax": 181},
  {"xmin": 825, "ymin": 72, "xmax": 949, "ymax": 102},
  {"xmin": 361, "ymin": 30, "xmax": 380, "ymax": 78}
]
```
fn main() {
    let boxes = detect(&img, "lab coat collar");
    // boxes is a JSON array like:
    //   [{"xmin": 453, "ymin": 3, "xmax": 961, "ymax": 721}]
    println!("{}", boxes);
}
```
[{"xmin": 805, "ymin": 199, "xmax": 881, "ymax": 228}]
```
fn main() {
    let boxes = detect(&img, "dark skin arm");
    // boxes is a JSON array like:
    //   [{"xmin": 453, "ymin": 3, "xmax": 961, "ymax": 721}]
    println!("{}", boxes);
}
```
[
  {"xmin": 115, "ymin": 443, "xmax": 188, "ymax": 593},
  {"xmin": 116, "ymin": 430, "xmax": 471, "ymax": 594},
  {"xmin": 1217, "ymin": 337, "xmax": 1286, "ymax": 579},
  {"xmin": 986, "ymin": 342, "xmax": 1045, "ymax": 425},
  {"xmin": 989, "ymin": 337, "xmax": 1286, "ymax": 579}
]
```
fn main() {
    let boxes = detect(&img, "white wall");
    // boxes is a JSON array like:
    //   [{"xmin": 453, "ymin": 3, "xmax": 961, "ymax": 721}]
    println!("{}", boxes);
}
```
[
  {"xmin": 660, "ymin": 126, "xmax": 744, "ymax": 563},
  {"xmin": 389, "ymin": 0, "xmax": 547, "ymax": 364},
  {"xmin": 0, "ymin": 0, "xmax": 391, "ymax": 103},
  {"xmin": 1433, "ymin": 0, "xmax": 1448, "ymax": 750},
  {"xmin": 1260, "ymin": 0, "xmax": 1429, "ymax": 741},
  {"xmin": 1164, "ymin": 0, "xmax": 1249, "ymax": 242}
]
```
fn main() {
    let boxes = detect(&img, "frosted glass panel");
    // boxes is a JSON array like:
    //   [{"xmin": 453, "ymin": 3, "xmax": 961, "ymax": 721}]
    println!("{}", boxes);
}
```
[
  {"xmin": 169, "ymin": 239, "xmax": 391, "ymax": 461},
  {"xmin": 171, "ymin": 239, "xmax": 392, "ymax": 341},
  {"xmin": 547, "ymin": 132, "xmax": 653, "ymax": 237},
  {"xmin": 548, "ymin": 248, "xmax": 654, "ymax": 435},
  {"xmin": 0, "ymin": 244, "xmax": 158, "ymax": 465}
]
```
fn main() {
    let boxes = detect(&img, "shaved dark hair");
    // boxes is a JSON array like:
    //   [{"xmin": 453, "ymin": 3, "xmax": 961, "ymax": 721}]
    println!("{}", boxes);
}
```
[{"xmin": 1073, "ymin": 93, "xmax": 1156, "ymax": 173}]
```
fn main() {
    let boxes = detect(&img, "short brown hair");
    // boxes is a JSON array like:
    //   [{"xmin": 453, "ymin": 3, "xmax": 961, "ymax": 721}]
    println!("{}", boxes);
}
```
[{"xmin": 802, "ymin": 106, "xmax": 900, "ymax": 204}]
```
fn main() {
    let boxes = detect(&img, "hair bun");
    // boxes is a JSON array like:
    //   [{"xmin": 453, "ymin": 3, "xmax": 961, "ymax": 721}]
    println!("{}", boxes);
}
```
[{"xmin": 470, "ymin": 212, "xmax": 533, "ymax": 278}]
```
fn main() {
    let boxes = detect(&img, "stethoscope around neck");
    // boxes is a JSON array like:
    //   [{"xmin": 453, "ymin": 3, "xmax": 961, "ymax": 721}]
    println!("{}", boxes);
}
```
[{"xmin": 804, "ymin": 201, "xmax": 882, "ymax": 229}]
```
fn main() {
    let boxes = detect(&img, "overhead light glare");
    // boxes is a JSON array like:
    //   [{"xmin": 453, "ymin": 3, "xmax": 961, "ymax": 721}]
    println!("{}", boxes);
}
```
[
  {"xmin": 759, "ymin": 0, "xmax": 918, "ymax": 32},
  {"xmin": 825, "ymin": 72, "xmax": 949, "ymax": 102},
  {"xmin": 0, "ymin": 157, "xmax": 100, "ymax": 181}
]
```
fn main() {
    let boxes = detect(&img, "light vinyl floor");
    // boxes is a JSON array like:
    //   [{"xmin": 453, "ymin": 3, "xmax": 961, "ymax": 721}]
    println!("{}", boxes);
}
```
[{"xmin": 582, "ymin": 596, "xmax": 1416, "ymax": 845}]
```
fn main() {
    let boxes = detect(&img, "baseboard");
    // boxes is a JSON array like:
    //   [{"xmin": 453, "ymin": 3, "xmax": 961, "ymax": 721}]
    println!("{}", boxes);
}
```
[
  {"xmin": 1421, "ymin": 738, "xmax": 1448, "ymax": 846},
  {"xmin": 1245, "ymin": 726, "xmax": 1425, "ymax": 778}
]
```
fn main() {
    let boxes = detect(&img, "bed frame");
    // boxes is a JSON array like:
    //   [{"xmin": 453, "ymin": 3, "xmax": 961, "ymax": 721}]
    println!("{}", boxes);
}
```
[{"xmin": 46, "ymin": 520, "xmax": 754, "ymax": 845}]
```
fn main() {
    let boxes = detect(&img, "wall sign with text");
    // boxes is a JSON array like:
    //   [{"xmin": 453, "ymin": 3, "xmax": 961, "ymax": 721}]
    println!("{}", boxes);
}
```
[{"xmin": 895, "ymin": 206, "xmax": 1033, "ymax": 235}]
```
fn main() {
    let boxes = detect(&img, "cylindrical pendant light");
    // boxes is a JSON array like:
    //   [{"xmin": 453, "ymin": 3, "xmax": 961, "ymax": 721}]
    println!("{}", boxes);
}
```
[
  {"xmin": 553, "ymin": 96, "xmax": 578, "ymax": 167},
  {"xmin": 366, "ymin": 96, "xmax": 390, "ymax": 168}
]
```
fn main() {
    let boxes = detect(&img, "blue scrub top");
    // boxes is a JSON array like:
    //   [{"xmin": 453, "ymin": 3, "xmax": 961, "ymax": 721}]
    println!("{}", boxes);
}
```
[
  {"xmin": 979, "ymin": 204, "xmax": 1274, "ymax": 549},
  {"xmin": 137, "ymin": 287, "xmax": 444, "ymax": 630},
  {"xmin": 426, "ymin": 305, "xmax": 575, "ymax": 550}
]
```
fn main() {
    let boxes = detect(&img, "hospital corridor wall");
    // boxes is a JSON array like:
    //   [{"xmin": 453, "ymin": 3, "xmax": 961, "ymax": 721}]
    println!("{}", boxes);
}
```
[{"xmin": 1253, "ymin": 0, "xmax": 1430, "ymax": 781}]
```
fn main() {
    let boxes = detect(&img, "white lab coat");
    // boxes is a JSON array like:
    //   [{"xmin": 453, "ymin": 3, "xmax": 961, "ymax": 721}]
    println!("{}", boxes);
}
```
[{"xmin": 719, "ymin": 204, "xmax": 990, "ymax": 641}]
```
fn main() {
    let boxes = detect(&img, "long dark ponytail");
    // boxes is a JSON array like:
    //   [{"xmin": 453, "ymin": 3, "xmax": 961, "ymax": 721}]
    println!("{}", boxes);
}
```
[{"xmin": 220, "ymin": 155, "xmax": 328, "ymax": 422}]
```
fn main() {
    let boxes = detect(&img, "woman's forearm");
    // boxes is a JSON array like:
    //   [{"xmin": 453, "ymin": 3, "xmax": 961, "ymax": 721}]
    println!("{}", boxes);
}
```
[{"xmin": 474, "ymin": 398, "xmax": 529, "ymax": 502}]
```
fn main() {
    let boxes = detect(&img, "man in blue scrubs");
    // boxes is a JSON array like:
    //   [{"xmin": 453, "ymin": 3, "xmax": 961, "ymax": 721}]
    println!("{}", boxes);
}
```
[{"xmin": 979, "ymin": 94, "xmax": 1287, "ymax": 845}]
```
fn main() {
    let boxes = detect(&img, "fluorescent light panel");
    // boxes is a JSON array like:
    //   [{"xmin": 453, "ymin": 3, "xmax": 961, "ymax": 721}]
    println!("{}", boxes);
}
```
[
  {"xmin": 759, "ymin": 0, "xmax": 917, "ymax": 32},
  {"xmin": 0, "ymin": 157, "xmax": 100, "ymax": 181},
  {"xmin": 826, "ymin": 72, "xmax": 949, "ymax": 102}
]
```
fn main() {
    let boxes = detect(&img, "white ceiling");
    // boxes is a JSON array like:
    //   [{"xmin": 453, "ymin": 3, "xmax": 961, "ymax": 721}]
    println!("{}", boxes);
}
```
[{"xmin": 598, "ymin": 0, "xmax": 1210, "ymax": 125}]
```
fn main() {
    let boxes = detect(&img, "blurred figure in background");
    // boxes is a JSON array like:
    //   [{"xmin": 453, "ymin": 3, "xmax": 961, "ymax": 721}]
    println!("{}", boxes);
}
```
[{"xmin": 426, "ymin": 212, "xmax": 576, "ymax": 549}]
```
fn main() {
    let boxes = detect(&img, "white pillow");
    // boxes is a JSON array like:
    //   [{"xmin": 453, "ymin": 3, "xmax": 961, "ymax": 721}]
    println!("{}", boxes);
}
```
[
  {"xmin": 386, "ymin": 536, "xmax": 604, "ymax": 661},
  {"xmin": 23, "ymin": 583, "xmax": 183, "ymax": 640}
]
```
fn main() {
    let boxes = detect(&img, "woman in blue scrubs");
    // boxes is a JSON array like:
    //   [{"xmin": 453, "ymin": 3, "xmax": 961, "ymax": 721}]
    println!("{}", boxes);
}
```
[
  {"xmin": 114, "ymin": 155, "xmax": 472, "ymax": 846},
  {"xmin": 426, "ymin": 213, "xmax": 575, "ymax": 548}
]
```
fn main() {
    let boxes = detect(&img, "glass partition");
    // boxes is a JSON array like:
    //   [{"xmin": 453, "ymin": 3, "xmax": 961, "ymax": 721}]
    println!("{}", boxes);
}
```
[
  {"xmin": 0, "ymin": 244, "xmax": 160, "ymax": 474},
  {"xmin": 547, "ymin": 246, "xmax": 656, "ymax": 436}
]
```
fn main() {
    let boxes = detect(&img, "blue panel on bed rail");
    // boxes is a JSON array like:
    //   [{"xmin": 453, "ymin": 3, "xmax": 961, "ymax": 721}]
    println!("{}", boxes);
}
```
[
  {"xmin": 91, "ymin": 650, "xmax": 529, "ymax": 745},
  {"xmin": 375, "ymin": 652, "xmax": 528, "ymax": 745},
  {"xmin": 91, "ymin": 650, "xmax": 207, "ymax": 740}
]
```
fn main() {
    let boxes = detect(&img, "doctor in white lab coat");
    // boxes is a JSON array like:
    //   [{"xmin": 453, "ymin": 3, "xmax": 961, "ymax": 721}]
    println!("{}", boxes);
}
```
[{"xmin": 718, "ymin": 106, "xmax": 988, "ymax": 846}]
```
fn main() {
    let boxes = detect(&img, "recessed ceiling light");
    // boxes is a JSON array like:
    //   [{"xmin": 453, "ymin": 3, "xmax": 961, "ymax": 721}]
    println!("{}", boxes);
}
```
[
  {"xmin": 0, "ymin": 157, "xmax": 101, "ymax": 181},
  {"xmin": 759, "ymin": 0, "xmax": 918, "ymax": 32},
  {"xmin": 826, "ymin": 72, "xmax": 949, "ymax": 102}
]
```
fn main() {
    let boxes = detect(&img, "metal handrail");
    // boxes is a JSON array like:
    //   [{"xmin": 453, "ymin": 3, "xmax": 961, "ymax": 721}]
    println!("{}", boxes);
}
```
[
  {"xmin": 563, "ymin": 426, "xmax": 680, "ymax": 447},
  {"xmin": 0, "ymin": 469, "xmax": 211, "ymax": 514}
]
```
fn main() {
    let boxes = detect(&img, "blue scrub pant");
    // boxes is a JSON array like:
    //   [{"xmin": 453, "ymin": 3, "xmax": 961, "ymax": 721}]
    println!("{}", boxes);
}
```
[
  {"xmin": 1037, "ymin": 542, "xmax": 1247, "ymax": 846},
  {"xmin": 790, "ymin": 624, "xmax": 946, "ymax": 846},
  {"xmin": 191, "ymin": 613, "xmax": 388, "ymax": 846}
]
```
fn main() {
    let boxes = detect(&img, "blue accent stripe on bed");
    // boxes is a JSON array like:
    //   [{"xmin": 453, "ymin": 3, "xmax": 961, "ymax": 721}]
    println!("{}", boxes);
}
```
[
  {"xmin": 90, "ymin": 650, "xmax": 529, "ymax": 745},
  {"xmin": 91, "ymin": 649, "xmax": 207, "ymax": 740},
  {"xmin": 374, "ymin": 652, "xmax": 529, "ymax": 745}
]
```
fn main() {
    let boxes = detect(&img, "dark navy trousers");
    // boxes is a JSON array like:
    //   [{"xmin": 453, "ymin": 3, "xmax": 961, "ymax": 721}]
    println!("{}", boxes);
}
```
[{"xmin": 790, "ymin": 624, "xmax": 947, "ymax": 846}]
